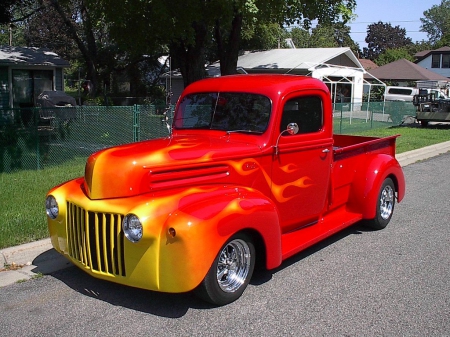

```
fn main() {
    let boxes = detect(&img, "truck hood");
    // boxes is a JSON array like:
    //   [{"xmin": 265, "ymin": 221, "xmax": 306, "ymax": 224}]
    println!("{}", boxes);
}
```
[{"xmin": 84, "ymin": 134, "xmax": 262, "ymax": 199}]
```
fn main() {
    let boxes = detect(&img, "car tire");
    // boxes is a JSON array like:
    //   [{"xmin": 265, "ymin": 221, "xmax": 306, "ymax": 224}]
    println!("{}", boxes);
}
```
[
  {"xmin": 195, "ymin": 233, "xmax": 255, "ymax": 306},
  {"xmin": 365, "ymin": 178, "xmax": 396, "ymax": 230}
]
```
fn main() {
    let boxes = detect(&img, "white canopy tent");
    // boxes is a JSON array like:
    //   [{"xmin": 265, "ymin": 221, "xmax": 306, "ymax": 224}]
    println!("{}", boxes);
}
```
[{"xmin": 207, "ymin": 48, "xmax": 386, "ymax": 107}]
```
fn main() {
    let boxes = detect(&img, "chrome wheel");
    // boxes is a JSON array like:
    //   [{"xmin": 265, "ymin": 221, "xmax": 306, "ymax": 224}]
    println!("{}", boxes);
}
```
[
  {"xmin": 365, "ymin": 178, "xmax": 396, "ymax": 230},
  {"xmin": 216, "ymin": 239, "xmax": 251, "ymax": 293},
  {"xmin": 195, "ymin": 233, "xmax": 255, "ymax": 305},
  {"xmin": 379, "ymin": 184, "xmax": 394, "ymax": 220}
]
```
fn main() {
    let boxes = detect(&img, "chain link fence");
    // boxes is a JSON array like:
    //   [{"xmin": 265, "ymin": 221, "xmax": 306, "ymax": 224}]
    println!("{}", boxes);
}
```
[
  {"xmin": 1, "ymin": 101, "xmax": 416, "ymax": 173},
  {"xmin": 0, "ymin": 105, "xmax": 172, "ymax": 173},
  {"xmin": 333, "ymin": 101, "xmax": 416, "ymax": 134}
]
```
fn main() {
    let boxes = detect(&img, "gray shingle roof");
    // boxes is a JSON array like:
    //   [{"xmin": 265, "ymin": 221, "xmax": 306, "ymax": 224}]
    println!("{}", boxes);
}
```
[
  {"xmin": 0, "ymin": 46, "xmax": 69, "ymax": 67},
  {"xmin": 414, "ymin": 46, "xmax": 450, "ymax": 62},
  {"xmin": 368, "ymin": 58, "xmax": 449, "ymax": 81}
]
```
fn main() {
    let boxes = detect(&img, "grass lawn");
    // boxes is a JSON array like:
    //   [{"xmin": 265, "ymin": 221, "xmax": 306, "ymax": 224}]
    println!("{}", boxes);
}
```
[
  {"xmin": 0, "ymin": 122, "xmax": 449, "ymax": 250},
  {"xmin": 355, "ymin": 123, "xmax": 450, "ymax": 154},
  {"xmin": 0, "ymin": 158, "xmax": 85, "ymax": 249}
]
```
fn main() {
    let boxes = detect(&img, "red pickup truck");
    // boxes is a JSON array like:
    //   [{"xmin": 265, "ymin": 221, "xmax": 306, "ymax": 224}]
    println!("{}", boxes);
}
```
[{"xmin": 46, "ymin": 74, "xmax": 405, "ymax": 305}]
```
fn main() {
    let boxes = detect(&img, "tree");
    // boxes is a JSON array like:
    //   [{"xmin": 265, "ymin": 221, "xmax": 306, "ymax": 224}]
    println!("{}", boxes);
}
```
[
  {"xmin": 286, "ymin": 23, "xmax": 359, "ymax": 55},
  {"xmin": 240, "ymin": 23, "xmax": 288, "ymax": 51},
  {"xmin": 6, "ymin": 0, "xmax": 358, "ymax": 94},
  {"xmin": 0, "ymin": 0, "xmax": 40, "ymax": 46},
  {"xmin": 288, "ymin": 27, "xmax": 311, "ymax": 48},
  {"xmin": 420, "ymin": 0, "xmax": 450, "ymax": 44},
  {"xmin": 0, "ymin": 23, "xmax": 26, "ymax": 46},
  {"xmin": 96, "ymin": 0, "xmax": 357, "ymax": 86},
  {"xmin": 363, "ymin": 21, "xmax": 412, "ymax": 60},
  {"xmin": 24, "ymin": 2, "xmax": 78, "ymax": 59},
  {"xmin": 0, "ymin": 0, "xmax": 21, "ymax": 24},
  {"xmin": 215, "ymin": 0, "xmax": 357, "ymax": 76},
  {"xmin": 375, "ymin": 48, "xmax": 415, "ymax": 66}
]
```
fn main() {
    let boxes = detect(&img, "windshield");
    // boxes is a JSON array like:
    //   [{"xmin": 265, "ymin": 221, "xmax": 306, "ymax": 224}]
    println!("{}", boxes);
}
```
[{"xmin": 173, "ymin": 92, "xmax": 271, "ymax": 133}]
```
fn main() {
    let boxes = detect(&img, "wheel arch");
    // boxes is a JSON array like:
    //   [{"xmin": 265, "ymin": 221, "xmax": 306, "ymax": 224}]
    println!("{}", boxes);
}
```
[
  {"xmin": 156, "ymin": 185, "xmax": 282, "ymax": 293},
  {"xmin": 349, "ymin": 154, "xmax": 405, "ymax": 220}
]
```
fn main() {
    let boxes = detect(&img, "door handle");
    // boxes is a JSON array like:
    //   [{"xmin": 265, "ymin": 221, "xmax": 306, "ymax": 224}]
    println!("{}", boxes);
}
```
[{"xmin": 322, "ymin": 148, "xmax": 330, "ymax": 153}]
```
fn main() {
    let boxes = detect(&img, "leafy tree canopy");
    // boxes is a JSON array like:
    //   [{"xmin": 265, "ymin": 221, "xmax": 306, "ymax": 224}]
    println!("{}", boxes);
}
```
[
  {"xmin": 363, "ymin": 21, "xmax": 412, "ymax": 60},
  {"xmin": 5, "ymin": 0, "xmax": 358, "ymax": 95},
  {"xmin": 375, "ymin": 48, "xmax": 415, "ymax": 66},
  {"xmin": 93, "ymin": 0, "xmax": 357, "ymax": 85},
  {"xmin": 420, "ymin": 0, "xmax": 450, "ymax": 44}
]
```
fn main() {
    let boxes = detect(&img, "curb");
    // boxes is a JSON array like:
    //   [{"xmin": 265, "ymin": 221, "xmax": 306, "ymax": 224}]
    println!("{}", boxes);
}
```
[
  {"xmin": 0, "ymin": 238, "xmax": 71, "ymax": 287},
  {"xmin": 396, "ymin": 140, "xmax": 450, "ymax": 166},
  {"xmin": 1, "ymin": 140, "xmax": 450, "ymax": 288}
]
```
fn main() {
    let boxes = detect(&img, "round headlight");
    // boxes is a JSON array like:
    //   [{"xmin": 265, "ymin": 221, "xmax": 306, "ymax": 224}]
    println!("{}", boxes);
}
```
[
  {"xmin": 123, "ymin": 214, "xmax": 143, "ymax": 242},
  {"xmin": 46, "ymin": 195, "xmax": 59, "ymax": 219}
]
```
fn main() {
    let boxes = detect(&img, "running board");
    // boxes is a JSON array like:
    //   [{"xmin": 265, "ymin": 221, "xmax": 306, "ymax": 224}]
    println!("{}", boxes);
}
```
[{"xmin": 281, "ymin": 208, "xmax": 363, "ymax": 260}]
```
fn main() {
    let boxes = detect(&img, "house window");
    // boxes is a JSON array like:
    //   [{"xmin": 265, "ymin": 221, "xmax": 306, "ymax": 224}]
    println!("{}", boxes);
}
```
[
  {"xmin": 442, "ymin": 54, "xmax": 450, "ymax": 68},
  {"xmin": 12, "ymin": 69, "xmax": 53, "ymax": 108},
  {"xmin": 432, "ymin": 54, "xmax": 441, "ymax": 68}
]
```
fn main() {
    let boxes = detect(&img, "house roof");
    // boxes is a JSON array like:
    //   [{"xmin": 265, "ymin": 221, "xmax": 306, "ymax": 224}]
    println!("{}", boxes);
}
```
[
  {"xmin": 415, "ymin": 46, "xmax": 450, "ymax": 62},
  {"xmin": 0, "ymin": 46, "xmax": 69, "ymax": 67},
  {"xmin": 206, "ymin": 48, "xmax": 363, "ymax": 76},
  {"xmin": 367, "ymin": 58, "xmax": 449, "ymax": 81},
  {"xmin": 359, "ymin": 59, "xmax": 378, "ymax": 71}
]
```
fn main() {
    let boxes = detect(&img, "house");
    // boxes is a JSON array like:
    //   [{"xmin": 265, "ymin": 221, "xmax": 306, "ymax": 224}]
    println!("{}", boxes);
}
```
[
  {"xmin": 415, "ymin": 46, "xmax": 450, "ymax": 78},
  {"xmin": 367, "ymin": 58, "xmax": 450, "ymax": 86},
  {"xmin": 0, "ymin": 46, "xmax": 69, "ymax": 109}
]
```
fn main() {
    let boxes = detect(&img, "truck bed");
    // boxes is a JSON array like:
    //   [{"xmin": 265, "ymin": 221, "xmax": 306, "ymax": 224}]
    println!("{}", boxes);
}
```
[{"xmin": 333, "ymin": 134, "xmax": 399, "ymax": 160}]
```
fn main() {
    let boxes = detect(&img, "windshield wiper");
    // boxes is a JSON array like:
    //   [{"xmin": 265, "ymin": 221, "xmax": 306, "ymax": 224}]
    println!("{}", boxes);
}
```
[{"xmin": 225, "ymin": 129, "xmax": 263, "ymax": 134}]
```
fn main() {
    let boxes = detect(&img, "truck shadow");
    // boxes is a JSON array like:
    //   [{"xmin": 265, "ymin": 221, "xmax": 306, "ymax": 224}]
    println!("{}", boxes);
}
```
[
  {"xmin": 32, "ymin": 222, "xmax": 371, "ymax": 317},
  {"xmin": 250, "ymin": 222, "xmax": 370, "ymax": 285}
]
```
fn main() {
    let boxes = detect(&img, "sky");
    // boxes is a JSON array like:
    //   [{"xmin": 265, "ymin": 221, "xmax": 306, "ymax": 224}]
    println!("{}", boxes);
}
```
[{"xmin": 348, "ymin": 0, "xmax": 442, "ymax": 48}]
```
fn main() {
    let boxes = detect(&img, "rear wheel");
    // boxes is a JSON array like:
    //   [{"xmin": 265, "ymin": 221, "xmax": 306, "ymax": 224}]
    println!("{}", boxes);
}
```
[
  {"xmin": 365, "ymin": 178, "xmax": 395, "ymax": 230},
  {"xmin": 195, "ymin": 233, "xmax": 255, "ymax": 306}
]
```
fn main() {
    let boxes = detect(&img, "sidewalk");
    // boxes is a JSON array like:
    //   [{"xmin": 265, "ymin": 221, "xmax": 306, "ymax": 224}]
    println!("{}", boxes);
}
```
[
  {"xmin": 0, "ymin": 238, "xmax": 71, "ymax": 287},
  {"xmin": 1, "ymin": 140, "xmax": 450, "ymax": 288}
]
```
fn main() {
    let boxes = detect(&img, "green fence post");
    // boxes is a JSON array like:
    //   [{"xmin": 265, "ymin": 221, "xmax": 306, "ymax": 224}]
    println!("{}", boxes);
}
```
[
  {"xmin": 34, "ymin": 107, "xmax": 40, "ymax": 170},
  {"xmin": 133, "ymin": 105, "xmax": 140, "ymax": 142}
]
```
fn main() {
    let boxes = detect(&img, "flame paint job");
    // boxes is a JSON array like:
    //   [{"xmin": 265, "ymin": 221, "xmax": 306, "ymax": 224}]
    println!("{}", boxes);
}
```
[{"xmin": 47, "ymin": 74, "xmax": 405, "ymax": 294}]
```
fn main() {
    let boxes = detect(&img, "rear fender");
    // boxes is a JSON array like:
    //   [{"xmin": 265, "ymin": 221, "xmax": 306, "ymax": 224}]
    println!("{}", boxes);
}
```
[
  {"xmin": 157, "ymin": 185, "xmax": 282, "ymax": 292},
  {"xmin": 349, "ymin": 154, "xmax": 405, "ymax": 219}
]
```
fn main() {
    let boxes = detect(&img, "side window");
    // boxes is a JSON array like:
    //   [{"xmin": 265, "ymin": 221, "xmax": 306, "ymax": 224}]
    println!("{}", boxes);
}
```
[
  {"xmin": 443, "ymin": 54, "xmax": 450, "ymax": 68},
  {"xmin": 432, "ymin": 54, "xmax": 441, "ymax": 68},
  {"xmin": 388, "ymin": 88, "xmax": 412, "ymax": 95},
  {"xmin": 280, "ymin": 96, "xmax": 323, "ymax": 134}
]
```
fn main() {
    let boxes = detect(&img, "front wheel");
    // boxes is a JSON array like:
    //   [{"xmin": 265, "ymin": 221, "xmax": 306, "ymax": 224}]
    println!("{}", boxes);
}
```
[
  {"xmin": 195, "ymin": 233, "xmax": 255, "ymax": 306},
  {"xmin": 365, "ymin": 178, "xmax": 396, "ymax": 230}
]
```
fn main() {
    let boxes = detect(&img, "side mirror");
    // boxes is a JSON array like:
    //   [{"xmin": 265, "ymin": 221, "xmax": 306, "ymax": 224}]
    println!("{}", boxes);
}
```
[
  {"xmin": 275, "ymin": 122, "xmax": 299, "ymax": 155},
  {"xmin": 286, "ymin": 122, "xmax": 299, "ymax": 135}
]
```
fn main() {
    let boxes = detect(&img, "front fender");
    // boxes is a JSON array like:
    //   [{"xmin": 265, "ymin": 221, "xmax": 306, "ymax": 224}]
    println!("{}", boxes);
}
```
[
  {"xmin": 157, "ymin": 185, "xmax": 281, "ymax": 293},
  {"xmin": 349, "ymin": 154, "xmax": 405, "ymax": 219}
]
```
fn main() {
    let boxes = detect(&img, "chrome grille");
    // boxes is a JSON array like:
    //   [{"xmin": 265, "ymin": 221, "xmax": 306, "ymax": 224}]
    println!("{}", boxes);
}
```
[{"xmin": 66, "ymin": 202, "xmax": 126, "ymax": 276}]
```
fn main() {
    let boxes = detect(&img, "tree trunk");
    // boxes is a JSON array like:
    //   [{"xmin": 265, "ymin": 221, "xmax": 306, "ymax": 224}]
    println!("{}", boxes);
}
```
[
  {"xmin": 49, "ymin": 0, "xmax": 98, "ymax": 93},
  {"xmin": 170, "ymin": 22, "xmax": 207, "ymax": 87},
  {"xmin": 215, "ymin": 13, "xmax": 243, "ymax": 76}
]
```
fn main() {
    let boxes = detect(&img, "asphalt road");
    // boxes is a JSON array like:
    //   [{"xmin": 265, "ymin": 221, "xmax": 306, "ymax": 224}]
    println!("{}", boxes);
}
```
[{"xmin": 1, "ymin": 153, "xmax": 449, "ymax": 337}]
